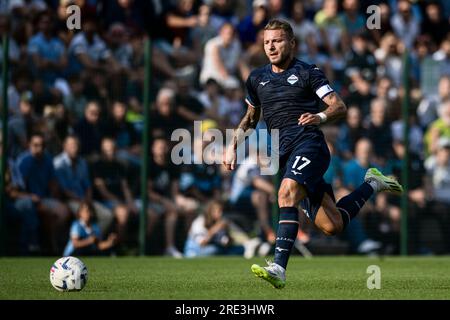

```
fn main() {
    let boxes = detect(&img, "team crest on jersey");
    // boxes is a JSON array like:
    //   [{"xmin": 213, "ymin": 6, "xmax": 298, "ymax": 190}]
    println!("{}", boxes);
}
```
[{"xmin": 287, "ymin": 74, "xmax": 298, "ymax": 85}]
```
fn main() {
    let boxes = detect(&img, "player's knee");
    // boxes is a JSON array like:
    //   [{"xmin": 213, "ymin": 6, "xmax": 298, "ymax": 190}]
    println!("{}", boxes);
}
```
[
  {"xmin": 278, "ymin": 189, "xmax": 294, "ymax": 207},
  {"xmin": 278, "ymin": 184, "xmax": 304, "ymax": 207}
]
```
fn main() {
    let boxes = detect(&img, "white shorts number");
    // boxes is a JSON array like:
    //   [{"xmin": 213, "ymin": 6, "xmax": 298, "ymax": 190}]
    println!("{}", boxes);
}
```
[{"xmin": 292, "ymin": 156, "xmax": 311, "ymax": 171}]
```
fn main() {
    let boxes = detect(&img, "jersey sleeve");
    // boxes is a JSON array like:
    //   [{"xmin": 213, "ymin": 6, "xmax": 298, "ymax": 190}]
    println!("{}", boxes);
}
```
[
  {"xmin": 245, "ymin": 74, "xmax": 261, "ymax": 108},
  {"xmin": 309, "ymin": 65, "xmax": 334, "ymax": 99},
  {"xmin": 70, "ymin": 222, "xmax": 81, "ymax": 239}
]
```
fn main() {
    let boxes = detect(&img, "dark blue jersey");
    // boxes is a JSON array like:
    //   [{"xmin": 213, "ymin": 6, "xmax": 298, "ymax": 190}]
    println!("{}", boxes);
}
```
[{"xmin": 245, "ymin": 58, "xmax": 334, "ymax": 142}]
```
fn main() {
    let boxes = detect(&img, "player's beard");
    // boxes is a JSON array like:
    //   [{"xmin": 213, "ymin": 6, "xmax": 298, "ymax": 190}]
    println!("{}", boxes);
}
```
[{"xmin": 271, "ymin": 50, "xmax": 293, "ymax": 70}]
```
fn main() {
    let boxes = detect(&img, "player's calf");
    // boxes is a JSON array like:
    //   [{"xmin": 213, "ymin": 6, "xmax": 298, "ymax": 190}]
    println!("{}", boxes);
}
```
[
  {"xmin": 315, "ymin": 193, "xmax": 344, "ymax": 236},
  {"xmin": 317, "ymin": 221, "xmax": 342, "ymax": 236},
  {"xmin": 316, "ymin": 168, "xmax": 404, "ymax": 236}
]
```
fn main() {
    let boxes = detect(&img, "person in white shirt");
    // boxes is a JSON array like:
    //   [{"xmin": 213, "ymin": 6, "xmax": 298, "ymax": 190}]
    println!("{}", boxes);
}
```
[{"xmin": 200, "ymin": 22, "xmax": 249, "ymax": 88}]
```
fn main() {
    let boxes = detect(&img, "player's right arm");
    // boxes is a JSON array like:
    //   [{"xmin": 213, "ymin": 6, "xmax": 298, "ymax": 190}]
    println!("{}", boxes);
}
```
[
  {"xmin": 224, "ymin": 104, "xmax": 261, "ymax": 170},
  {"xmin": 224, "ymin": 71, "xmax": 262, "ymax": 170}
]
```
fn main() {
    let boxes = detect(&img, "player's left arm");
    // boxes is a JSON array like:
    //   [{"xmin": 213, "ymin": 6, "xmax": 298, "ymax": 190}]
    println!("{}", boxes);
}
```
[{"xmin": 298, "ymin": 91, "xmax": 347, "ymax": 126}]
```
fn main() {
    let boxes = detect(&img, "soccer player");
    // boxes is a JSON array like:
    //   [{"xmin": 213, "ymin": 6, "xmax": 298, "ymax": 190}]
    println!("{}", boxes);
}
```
[{"xmin": 224, "ymin": 19, "xmax": 403, "ymax": 289}]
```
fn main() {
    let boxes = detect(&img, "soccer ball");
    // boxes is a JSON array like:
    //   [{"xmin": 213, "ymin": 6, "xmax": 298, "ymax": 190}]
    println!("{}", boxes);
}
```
[{"xmin": 50, "ymin": 256, "xmax": 88, "ymax": 292}]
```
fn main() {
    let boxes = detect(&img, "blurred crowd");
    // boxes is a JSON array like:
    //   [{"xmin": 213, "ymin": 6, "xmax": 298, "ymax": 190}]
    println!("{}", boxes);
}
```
[{"xmin": 1, "ymin": 0, "xmax": 449, "ymax": 257}]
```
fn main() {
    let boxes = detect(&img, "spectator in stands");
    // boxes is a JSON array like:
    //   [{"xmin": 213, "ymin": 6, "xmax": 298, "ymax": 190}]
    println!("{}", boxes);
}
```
[
  {"xmin": 63, "ymin": 201, "xmax": 117, "ymax": 257},
  {"xmin": 7, "ymin": 92, "xmax": 37, "ymax": 160},
  {"xmin": 146, "ymin": 137, "xmax": 194, "ymax": 258},
  {"xmin": 410, "ymin": 35, "xmax": 435, "ymax": 85},
  {"xmin": 432, "ymin": 37, "xmax": 450, "ymax": 78},
  {"xmin": 164, "ymin": 0, "xmax": 201, "ymax": 66},
  {"xmin": 179, "ymin": 123, "xmax": 222, "ymax": 204},
  {"xmin": 340, "ymin": 136, "xmax": 394, "ymax": 253},
  {"xmin": 103, "ymin": 100, "xmax": 141, "ymax": 167},
  {"xmin": 336, "ymin": 106, "xmax": 368, "ymax": 160},
  {"xmin": 374, "ymin": 33, "xmax": 404, "ymax": 87},
  {"xmin": 374, "ymin": 76, "xmax": 399, "ymax": 111},
  {"xmin": 365, "ymin": 98, "xmax": 393, "ymax": 165},
  {"xmin": 228, "ymin": 154, "xmax": 276, "ymax": 244},
  {"xmin": 102, "ymin": 0, "xmax": 145, "ymax": 35},
  {"xmin": 0, "ymin": 14, "xmax": 21, "ymax": 72},
  {"xmin": 222, "ymin": 79, "xmax": 246, "ymax": 128},
  {"xmin": 15, "ymin": 132, "xmax": 71, "ymax": 254},
  {"xmin": 342, "ymin": 138, "xmax": 376, "ymax": 190},
  {"xmin": 200, "ymin": 22, "xmax": 248, "ymax": 88},
  {"xmin": 369, "ymin": 2, "xmax": 394, "ymax": 45},
  {"xmin": 63, "ymin": 74, "xmax": 88, "ymax": 121},
  {"xmin": 27, "ymin": 10, "xmax": 67, "ymax": 88},
  {"xmin": 288, "ymin": 0, "xmax": 319, "ymax": 57},
  {"xmin": 7, "ymin": 69, "xmax": 33, "ymax": 116},
  {"xmin": 314, "ymin": 0, "xmax": 349, "ymax": 66},
  {"xmin": 417, "ymin": 75, "xmax": 450, "ymax": 129},
  {"xmin": 105, "ymin": 22, "xmax": 134, "ymax": 100},
  {"xmin": 198, "ymin": 79, "xmax": 233, "ymax": 129},
  {"xmin": 53, "ymin": 135, "xmax": 114, "ymax": 235},
  {"xmin": 340, "ymin": 0, "xmax": 365, "ymax": 37},
  {"xmin": 424, "ymin": 137, "xmax": 450, "ymax": 253},
  {"xmin": 389, "ymin": 133, "xmax": 426, "ymax": 253},
  {"xmin": 174, "ymin": 78, "xmax": 205, "ymax": 130},
  {"xmin": 92, "ymin": 137, "xmax": 134, "ymax": 247},
  {"xmin": 184, "ymin": 200, "xmax": 244, "ymax": 257},
  {"xmin": 151, "ymin": 87, "xmax": 182, "ymax": 139},
  {"xmin": 74, "ymin": 101, "xmax": 104, "ymax": 159},
  {"xmin": 267, "ymin": 0, "xmax": 286, "ymax": 20},
  {"xmin": 339, "ymin": 138, "xmax": 383, "ymax": 254},
  {"xmin": 391, "ymin": 0, "xmax": 420, "ymax": 50},
  {"xmin": 296, "ymin": 30, "xmax": 332, "ymax": 80},
  {"xmin": 345, "ymin": 33, "xmax": 377, "ymax": 114},
  {"xmin": 425, "ymin": 99, "xmax": 450, "ymax": 156},
  {"xmin": 67, "ymin": 16, "xmax": 120, "ymax": 77},
  {"xmin": 324, "ymin": 139, "xmax": 343, "ymax": 189},
  {"xmin": 191, "ymin": 4, "xmax": 217, "ymax": 56},
  {"xmin": 242, "ymin": 29, "xmax": 269, "ymax": 71},
  {"xmin": 237, "ymin": 0, "xmax": 268, "ymax": 48},
  {"xmin": 41, "ymin": 103, "xmax": 72, "ymax": 156},
  {"xmin": 391, "ymin": 115, "xmax": 424, "ymax": 158},
  {"xmin": 4, "ymin": 155, "xmax": 40, "ymax": 255},
  {"xmin": 209, "ymin": 0, "xmax": 240, "ymax": 32}
]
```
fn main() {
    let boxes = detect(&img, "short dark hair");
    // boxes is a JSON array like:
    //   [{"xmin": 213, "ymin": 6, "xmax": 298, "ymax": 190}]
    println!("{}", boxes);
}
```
[
  {"xmin": 77, "ymin": 201, "xmax": 98, "ymax": 223},
  {"xmin": 64, "ymin": 134, "xmax": 79, "ymax": 145},
  {"xmin": 264, "ymin": 19, "xmax": 294, "ymax": 40},
  {"xmin": 29, "ymin": 131, "xmax": 44, "ymax": 142}
]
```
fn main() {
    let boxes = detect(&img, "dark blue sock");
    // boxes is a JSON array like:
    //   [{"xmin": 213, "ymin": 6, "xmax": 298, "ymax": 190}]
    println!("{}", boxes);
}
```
[
  {"xmin": 336, "ymin": 182, "xmax": 374, "ymax": 229},
  {"xmin": 274, "ymin": 207, "xmax": 299, "ymax": 270}
]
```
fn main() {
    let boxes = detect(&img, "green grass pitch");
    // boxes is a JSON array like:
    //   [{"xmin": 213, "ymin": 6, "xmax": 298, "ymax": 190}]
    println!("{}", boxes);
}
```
[{"xmin": 1, "ymin": 256, "xmax": 450, "ymax": 299}]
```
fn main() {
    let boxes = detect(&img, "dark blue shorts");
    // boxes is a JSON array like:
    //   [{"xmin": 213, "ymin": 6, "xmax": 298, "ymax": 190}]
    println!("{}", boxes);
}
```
[{"xmin": 279, "ymin": 127, "xmax": 335, "ymax": 222}]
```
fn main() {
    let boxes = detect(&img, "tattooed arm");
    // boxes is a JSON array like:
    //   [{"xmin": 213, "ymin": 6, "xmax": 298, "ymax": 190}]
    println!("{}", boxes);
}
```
[
  {"xmin": 298, "ymin": 92, "xmax": 347, "ymax": 126},
  {"xmin": 224, "ymin": 105, "xmax": 261, "ymax": 170}
]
